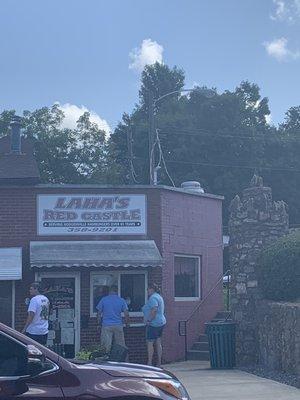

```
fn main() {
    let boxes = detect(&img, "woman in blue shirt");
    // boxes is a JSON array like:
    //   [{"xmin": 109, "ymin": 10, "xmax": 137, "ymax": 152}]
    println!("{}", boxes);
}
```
[{"xmin": 142, "ymin": 283, "xmax": 166, "ymax": 367}]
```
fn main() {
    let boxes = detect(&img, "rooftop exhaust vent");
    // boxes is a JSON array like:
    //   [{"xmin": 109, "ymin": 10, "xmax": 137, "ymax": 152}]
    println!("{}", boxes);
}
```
[{"xmin": 181, "ymin": 181, "xmax": 205, "ymax": 194}]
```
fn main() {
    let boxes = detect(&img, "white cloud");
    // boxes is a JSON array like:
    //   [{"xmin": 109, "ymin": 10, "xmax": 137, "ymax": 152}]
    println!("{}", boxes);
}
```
[
  {"xmin": 129, "ymin": 39, "xmax": 164, "ymax": 72},
  {"xmin": 265, "ymin": 114, "xmax": 272, "ymax": 125},
  {"xmin": 55, "ymin": 102, "xmax": 110, "ymax": 133},
  {"xmin": 270, "ymin": 0, "xmax": 300, "ymax": 22},
  {"xmin": 263, "ymin": 37, "xmax": 300, "ymax": 61}
]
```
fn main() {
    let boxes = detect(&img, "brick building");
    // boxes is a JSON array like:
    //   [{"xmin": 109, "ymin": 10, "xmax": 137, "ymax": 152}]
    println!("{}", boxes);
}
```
[{"xmin": 0, "ymin": 124, "xmax": 223, "ymax": 363}]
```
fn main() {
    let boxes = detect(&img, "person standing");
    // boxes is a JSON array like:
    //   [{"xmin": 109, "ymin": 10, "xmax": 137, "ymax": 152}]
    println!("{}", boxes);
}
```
[
  {"xmin": 142, "ymin": 283, "xmax": 166, "ymax": 367},
  {"xmin": 97, "ymin": 285, "xmax": 129, "ymax": 355},
  {"xmin": 22, "ymin": 282, "xmax": 50, "ymax": 345}
]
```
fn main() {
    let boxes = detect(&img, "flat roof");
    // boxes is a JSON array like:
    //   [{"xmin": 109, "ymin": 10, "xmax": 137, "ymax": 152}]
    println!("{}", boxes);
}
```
[
  {"xmin": 35, "ymin": 183, "xmax": 224, "ymax": 200},
  {"xmin": 0, "ymin": 183, "xmax": 224, "ymax": 200}
]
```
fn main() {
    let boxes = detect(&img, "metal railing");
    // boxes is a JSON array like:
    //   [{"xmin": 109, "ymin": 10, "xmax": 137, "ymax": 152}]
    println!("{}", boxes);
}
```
[{"xmin": 178, "ymin": 269, "xmax": 231, "ymax": 360}]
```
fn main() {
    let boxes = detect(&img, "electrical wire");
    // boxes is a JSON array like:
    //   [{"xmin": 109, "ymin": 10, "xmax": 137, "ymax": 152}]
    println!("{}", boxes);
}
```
[
  {"xmin": 119, "ymin": 122, "xmax": 300, "ymax": 143},
  {"xmin": 155, "ymin": 129, "xmax": 175, "ymax": 187},
  {"xmin": 161, "ymin": 159, "xmax": 300, "ymax": 173},
  {"xmin": 136, "ymin": 156, "xmax": 300, "ymax": 173},
  {"xmin": 157, "ymin": 127, "xmax": 300, "ymax": 142}
]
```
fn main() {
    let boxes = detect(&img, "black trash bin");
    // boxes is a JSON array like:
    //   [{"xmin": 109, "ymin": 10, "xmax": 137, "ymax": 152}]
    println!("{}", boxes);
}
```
[{"xmin": 205, "ymin": 321, "xmax": 236, "ymax": 369}]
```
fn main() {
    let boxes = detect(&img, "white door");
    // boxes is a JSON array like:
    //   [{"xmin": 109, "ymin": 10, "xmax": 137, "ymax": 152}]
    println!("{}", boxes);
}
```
[{"xmin": 36, "ymin": 271, "xmax": 80, "ymax": 358}]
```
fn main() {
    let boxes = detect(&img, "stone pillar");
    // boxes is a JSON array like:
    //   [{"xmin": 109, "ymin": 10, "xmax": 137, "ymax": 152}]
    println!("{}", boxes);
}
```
[{"xmin": 229, "ymin": 175, "xmax": 289, "ymax": 365}]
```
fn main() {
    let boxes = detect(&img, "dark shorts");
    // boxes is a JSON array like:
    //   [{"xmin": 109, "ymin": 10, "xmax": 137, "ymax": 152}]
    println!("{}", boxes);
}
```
[
  {"xmin": 146, "ymin": 325, "xmax": 165, "ymax": 342},
  {"xmin": 26, "ymin": 333, "xmax": 48, "ymax": 346}
]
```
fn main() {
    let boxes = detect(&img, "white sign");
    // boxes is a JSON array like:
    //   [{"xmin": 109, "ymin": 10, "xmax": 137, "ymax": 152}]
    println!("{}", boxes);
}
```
[{"xmin": 37, "ymin": 194, "xmax": 146, "ymax": 236}]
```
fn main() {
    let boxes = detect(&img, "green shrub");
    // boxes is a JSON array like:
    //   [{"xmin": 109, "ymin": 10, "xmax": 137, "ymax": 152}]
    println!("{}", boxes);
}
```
[
  {"xmin": 257, "ymin": 232, "xmax": 300, "ymax": 301},
  {"xmin": 76, "ymin": 344, "xmax": 106, "ymax": 360}
]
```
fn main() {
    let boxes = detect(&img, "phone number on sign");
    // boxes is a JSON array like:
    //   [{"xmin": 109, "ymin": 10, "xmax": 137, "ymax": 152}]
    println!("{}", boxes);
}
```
[{"xmin": 66, "ymin": 227, "xmax": 119, "ymax": 233}]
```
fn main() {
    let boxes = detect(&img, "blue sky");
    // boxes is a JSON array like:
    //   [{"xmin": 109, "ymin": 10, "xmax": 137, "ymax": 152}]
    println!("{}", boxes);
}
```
[{"xmin": 0, "ymin": 0, "xmax": 299, "ymax": 132}]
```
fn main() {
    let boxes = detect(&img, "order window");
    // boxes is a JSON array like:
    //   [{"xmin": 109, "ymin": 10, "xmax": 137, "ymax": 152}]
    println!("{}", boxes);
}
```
[
  {"xmin": 91, "ymin": 272, "xmax": 147, "ymax": 315},
  {"xmin": 91, "ymin": 273, "xmax": 118, "ymax": 314},
  {"xmin": 120, "ymin": 273, "xmax": 146, "ymax": 312},
  {"xmin": 174, "ymin": 256, "xmax": 200, "ymax": 299}
]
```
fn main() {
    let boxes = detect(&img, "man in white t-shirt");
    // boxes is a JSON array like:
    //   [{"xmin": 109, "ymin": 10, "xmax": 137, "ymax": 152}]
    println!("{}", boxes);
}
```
[{"xmin": 22, "ymin": 282, "xmax": 50, "ymax": 345}]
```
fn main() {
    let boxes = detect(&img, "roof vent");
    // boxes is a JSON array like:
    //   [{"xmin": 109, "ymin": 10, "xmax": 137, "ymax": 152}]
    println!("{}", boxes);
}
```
[
  {"xmin": 181, "ymin": 181, "xmax": 204, "ymax": 193},
  {"xmin": 10, "ymin": 116, "xmax": 22, "ymax": 154}
]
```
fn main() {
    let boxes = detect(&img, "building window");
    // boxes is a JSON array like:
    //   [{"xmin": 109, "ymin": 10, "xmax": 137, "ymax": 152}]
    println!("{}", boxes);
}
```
[
  {"xmin": 120, "ymin": 273, "xmax": 146, "ymax": 313},
  {"xmin": 174, "ymin": 256, "xmax": 200, "ymax": 300},
  {"xmin": 0, "ymin": 281, "xmax": 13, "ymax": 327},
  {"xmin": 90, "ymin": 272, "xmax": 147, "ymax": 316},
  {"xmin": 91, "ymin": 273, "xmax": 118, "ymax": 315}
]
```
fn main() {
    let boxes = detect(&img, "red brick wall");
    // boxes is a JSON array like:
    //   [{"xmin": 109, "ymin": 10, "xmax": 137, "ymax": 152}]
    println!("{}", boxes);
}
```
[
  {"xmin": 160, "ymin": 190, "xmax": 223, "ymax": 362},
  {"xmin": 0, "ymin": 185, "xmax": 222, "ymax": 364},
  {"xmin": 0, "ymin": 186, "xmax": 162, "ymax": 363}
]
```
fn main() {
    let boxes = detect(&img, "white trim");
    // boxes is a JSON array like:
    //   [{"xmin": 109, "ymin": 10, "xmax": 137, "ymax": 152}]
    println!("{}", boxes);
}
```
[
  {"xmin": 174, "ymin": 254, "xmax": 201, "ymax": 301},
  {"xmin": 90, "ymin": 271, "xmax": 118, "ymax": 318},
  {"xmin": 174, "ymin": 297, "xmax": 200, "ymax": 302},
  {"xmin": 90, "ymin": 270, "xmax": 148, "ymax": 318},
  {"xmin": 36, "ymin": 271, "xmax": 81, "ymax": 355}
]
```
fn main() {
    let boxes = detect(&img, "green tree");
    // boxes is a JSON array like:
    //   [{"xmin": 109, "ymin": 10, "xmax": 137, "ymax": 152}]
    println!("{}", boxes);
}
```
[
  {"xmin": 109, "ymin": 65, "xmax": 273, "ymax": 223},
  {"xmin": 263, "ymin": 106, "xmax": 300, "ymax": 226},
  {"xmin": 0, "ymin": 105, "xmax": 114, "ymax": 184}
]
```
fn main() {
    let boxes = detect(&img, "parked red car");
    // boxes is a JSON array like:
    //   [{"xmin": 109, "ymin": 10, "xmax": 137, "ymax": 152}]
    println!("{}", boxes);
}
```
[{"xmin": 0, "ymin": 322, "xmax": 190, "ymax": 399}]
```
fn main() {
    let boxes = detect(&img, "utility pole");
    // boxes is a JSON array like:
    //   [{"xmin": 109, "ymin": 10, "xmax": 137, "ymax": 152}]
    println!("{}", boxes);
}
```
[{"xmin": 148, "ymin": 91, "xmax": 155, "ymax": 185}]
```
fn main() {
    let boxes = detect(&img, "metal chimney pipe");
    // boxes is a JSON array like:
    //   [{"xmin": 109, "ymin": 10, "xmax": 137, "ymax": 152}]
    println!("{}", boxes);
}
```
[{"xmin": 10, "ymin": 115, "xmax": 22, "ymax": 154}]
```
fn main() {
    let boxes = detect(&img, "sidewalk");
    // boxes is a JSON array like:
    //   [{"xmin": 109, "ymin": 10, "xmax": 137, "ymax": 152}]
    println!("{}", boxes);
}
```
[{"xmin": 163, "ymin": 361, "xmax": 300, "ymax": 400}]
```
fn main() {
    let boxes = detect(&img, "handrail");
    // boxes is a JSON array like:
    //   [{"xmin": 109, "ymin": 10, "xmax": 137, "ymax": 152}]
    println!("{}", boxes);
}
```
[{"xmin": 178, "ymin": 269, "xmax": 231, "ymax": 360}]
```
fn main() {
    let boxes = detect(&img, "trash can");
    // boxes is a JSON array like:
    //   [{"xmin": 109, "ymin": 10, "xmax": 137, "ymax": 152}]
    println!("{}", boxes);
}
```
[{"xmin": 205, "ymin": 321, "xmax": 236, "ymax": 369}]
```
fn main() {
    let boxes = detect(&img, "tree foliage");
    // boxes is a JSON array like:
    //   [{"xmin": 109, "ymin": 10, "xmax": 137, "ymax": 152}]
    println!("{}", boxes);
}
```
[
  {"xmin": 109, "ymin": 63, "xmax": 300, "ymax": 226},
  {"xmin": 0, "ymin": 62, "xmax": 299, "ymax": 227},
  {"xmin": 0, "ymin": 105, "xmax": 116, "ymax": 184},
  {"xmin": 257, "ymin": 232, "xmax": 300, "ymax": 301}
]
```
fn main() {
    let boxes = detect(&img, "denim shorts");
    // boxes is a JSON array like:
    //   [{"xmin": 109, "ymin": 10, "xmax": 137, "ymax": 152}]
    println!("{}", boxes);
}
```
[{"xmin": 146, "ymin": 325, "xmax": 165, "ymax": 342}]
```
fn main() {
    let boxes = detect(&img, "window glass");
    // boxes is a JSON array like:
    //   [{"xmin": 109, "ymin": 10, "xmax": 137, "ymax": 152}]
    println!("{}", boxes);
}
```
[
  {"xmin": 0, "ymin": 281, "xmax": 12, "ymax": 326},
  {"xmin": 91, "ymin": 273, "xmax": 146, "ymax": 314},
  {"xmin": 174, "ymin": 256, "xmax": 200, "ymax": 298},
  {"xmin": 120, "ymin": 274, "xmax": 145, "ymax": 312},
  {"xmin": 0, "ymin": 333, "xmax": 28, "ymax": 377},
  {"xmin": 28, "ymin": 357, "xmax": 58, "ymax": 377},
  {"xmin": 92, "ymin": 274, "xmax": 118, "ymax": 314}
]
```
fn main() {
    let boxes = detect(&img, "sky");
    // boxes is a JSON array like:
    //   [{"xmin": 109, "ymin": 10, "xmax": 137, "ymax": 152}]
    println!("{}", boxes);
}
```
[{"xmin": 0, "ymin": 0, "xmax": 299, "ymax": 133}]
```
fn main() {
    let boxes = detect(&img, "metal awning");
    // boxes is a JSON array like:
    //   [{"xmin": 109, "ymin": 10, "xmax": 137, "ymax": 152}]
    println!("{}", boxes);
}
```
[
  {"xmin": 0, "ymin": 248, "xmax": 22, "ymax": 280},
  {"xmin": 30, "ymin": 240, "xmax": 162, "ymax": 269}
]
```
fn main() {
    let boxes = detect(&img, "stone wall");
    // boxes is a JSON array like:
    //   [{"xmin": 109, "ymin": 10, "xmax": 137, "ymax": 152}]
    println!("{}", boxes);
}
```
[
  {"xmin": 258, "ymin": 300, "xmax": 300, "ymax": 375},
  {"xmin": 229, "ymin": 175, "xmax": 289, "ymax": 365}
]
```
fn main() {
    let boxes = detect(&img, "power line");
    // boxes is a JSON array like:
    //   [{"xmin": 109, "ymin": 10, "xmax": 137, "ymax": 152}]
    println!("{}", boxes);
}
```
[
  {"xmin": 113, "ymin": 123, "xmax": 300, "ymax": 142},
  {"xmin": 157, "ymin": 128, "xmax": 300, "ymax": 142},
  {"xmin": 155, "ymin": 129, "xmax": 175, "ymax": 187},
  {"xmin": 135, "ymin": 157, "xmax": 300, "ymax": 173},
  {"xmin": 164, "ymin": 160, "xmax": 300, "ymax": 173},
  {"xmin": 122, "ymin": 122, "xmax": 300, "ymax": 143}
]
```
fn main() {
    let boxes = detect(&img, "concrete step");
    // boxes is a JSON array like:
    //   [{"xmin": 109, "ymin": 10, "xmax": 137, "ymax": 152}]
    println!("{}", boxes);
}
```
[
  {"xmin": 198, "ymin": 334, "xmax": 208, "ymax": 343},
  {"xmin": 191, "ymin": 341, "xmax": 209, "ymax": 351},
  {"xmin": 187, "ymin": 350, "xmax": 210, "ymax": 361}
]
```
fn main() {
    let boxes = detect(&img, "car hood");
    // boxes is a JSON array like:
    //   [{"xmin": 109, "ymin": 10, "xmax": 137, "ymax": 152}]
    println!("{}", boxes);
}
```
[{"xmin": 88, "ymin": 361, "xmax": 176, "ymax": 379}]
